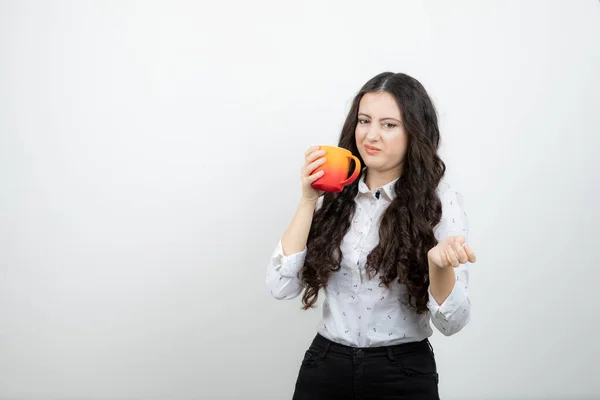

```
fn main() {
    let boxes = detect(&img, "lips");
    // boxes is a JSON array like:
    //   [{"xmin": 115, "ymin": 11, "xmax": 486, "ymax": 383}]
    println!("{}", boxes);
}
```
[{"xmin": 364, "ymin": 144, "xmax": 381, "ymax": 154}]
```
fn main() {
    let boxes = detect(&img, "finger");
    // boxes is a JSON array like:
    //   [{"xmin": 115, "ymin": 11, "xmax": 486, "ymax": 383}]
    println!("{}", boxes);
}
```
[
  {"xmin": 305, "ymin": 146, "xmax": 321, "ymax": 158},
  {"xmin": 443, "ymin": 247, "xmax": 453, "ymax": 268},
  {"xmin": 452, "ymin": 236, "xmax": 466, "ymax": 246},
  {"xmin": 446, "ymin": 246, "xmax": 460, "ymax": 268},
  {"xmin": 306, "ymin": 170, "xmax": 325, "ymax": 183},
  {"xmin": 453, "ymin": 242, "xmax": 468, "ymax": 264},
  {"xmin": 304, "ymin": 157, "xmax": 327, "ymax": 176},
  {"xmin": 306, "ymin": 149, "xmax": 326, "ymax": 164},
  {"xmin": 464, "ymin": 245, "xmax": 477, "ymax": 263}
]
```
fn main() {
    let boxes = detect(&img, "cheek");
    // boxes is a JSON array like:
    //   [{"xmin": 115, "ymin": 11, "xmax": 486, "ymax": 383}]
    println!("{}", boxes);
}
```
[
  {"xmin": 385, "ymin": 132, "xmax": 408, "ymax": 156},
  {"xmin": 355, "ymin": 126, "xmax": 367, "ymax": 142}
]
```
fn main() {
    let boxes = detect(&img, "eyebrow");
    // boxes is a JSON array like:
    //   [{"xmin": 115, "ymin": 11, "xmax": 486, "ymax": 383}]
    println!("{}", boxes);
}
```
[{"xmin": 358, "ymin": 113, "xmax": 402, "ymax": 123}]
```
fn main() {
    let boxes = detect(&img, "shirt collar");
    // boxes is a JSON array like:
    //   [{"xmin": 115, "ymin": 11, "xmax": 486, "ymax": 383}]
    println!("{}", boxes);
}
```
[{"xmin": 357, "ymin": 169, "xmax": 399, "ymax": 201}]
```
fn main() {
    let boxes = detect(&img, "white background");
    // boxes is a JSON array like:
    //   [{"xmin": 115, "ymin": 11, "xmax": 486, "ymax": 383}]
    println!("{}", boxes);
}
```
[{"xmin": 1, "ymin": 1, "xmax": 599, "ymax": 399}]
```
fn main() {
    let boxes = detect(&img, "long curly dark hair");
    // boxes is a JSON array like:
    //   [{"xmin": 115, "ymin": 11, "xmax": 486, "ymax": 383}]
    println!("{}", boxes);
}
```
[{"xmin": 300, "ymin": 72, "xmax": 446, "ymax": 313}]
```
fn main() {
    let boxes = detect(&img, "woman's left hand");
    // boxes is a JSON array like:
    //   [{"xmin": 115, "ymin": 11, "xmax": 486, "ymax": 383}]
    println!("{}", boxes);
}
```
[{"xmin": 428, "ymin": 236, "xmax": 476, "ymax": 269}]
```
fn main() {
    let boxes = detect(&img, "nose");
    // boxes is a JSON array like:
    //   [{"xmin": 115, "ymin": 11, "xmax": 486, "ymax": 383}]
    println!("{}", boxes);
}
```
[{"xmin": 366, "ymin": 126, "xmax": 380, "ymax": 142}]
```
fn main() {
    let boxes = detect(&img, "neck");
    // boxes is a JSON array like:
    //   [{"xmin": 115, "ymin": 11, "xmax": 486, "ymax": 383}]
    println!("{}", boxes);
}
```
[{"xmin": 365, "ymin": 166, "xmax": 402, "ymax": 191}]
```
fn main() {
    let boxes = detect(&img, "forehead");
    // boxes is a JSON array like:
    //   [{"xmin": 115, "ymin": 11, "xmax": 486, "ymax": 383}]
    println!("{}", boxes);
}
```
[{"xmin": 358, "ymin": 92, "xmax": 401, "ymax": 118}]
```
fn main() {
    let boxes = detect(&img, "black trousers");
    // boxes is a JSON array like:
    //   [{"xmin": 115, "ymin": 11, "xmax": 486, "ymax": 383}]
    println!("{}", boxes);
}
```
[{"xmin": 292, "ymin": 334, "xmax": 440, "ymax": 400}]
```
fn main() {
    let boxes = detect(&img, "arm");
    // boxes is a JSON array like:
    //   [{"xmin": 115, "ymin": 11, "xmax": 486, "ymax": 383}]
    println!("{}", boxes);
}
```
[
  {"xmin": 281, "ymin": 198, "xmax": 320, "ymax": 255},
  {"xmin": 427, "ymin": 186, "xmax": 475, "ymax": 336},
  {"xmin": 266, "ymin": 197, "xmax": 323, "ymax": 300}
]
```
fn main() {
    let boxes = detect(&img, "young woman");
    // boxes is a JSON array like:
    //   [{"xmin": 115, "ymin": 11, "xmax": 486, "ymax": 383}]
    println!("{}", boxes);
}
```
[{"xmin": 266, "ymin": 72, "xmax": 477, "ymax": 400}]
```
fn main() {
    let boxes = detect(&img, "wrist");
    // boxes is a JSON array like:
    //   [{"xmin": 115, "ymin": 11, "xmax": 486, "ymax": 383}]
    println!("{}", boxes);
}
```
[
  {"xmin": 427, "ymin": 252, "xmax": 445, "ymax": 273},
  {"xmin": 429, "ymin": 260, "xmax": 454, "ymax": 287},
  {"xmin": 427, "ymin": 249, "xmax": 439, "ymax": 269},
  {"xmin": 300, "ymin": 197, "xmax": 318, "ymax": 207}
]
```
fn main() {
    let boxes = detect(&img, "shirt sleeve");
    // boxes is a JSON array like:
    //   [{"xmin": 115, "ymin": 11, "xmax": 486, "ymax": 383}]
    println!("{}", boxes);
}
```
[
  {"xmin": 427, "ymin": 184, "xmax": 472, "ymax": 336},
  {"xmin": 265, "ymin": 196, "xmax": 323, "ymax": 300},
  {"xmin": 265, "ymin": 240, "xmax": 307, "ymax": 300}
]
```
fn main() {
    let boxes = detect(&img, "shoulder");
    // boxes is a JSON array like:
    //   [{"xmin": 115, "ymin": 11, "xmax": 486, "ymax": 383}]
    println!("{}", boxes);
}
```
[
  {"xmin": 436, "ymin": 181, "xmax": 464, "ymax": 209},
  {"xmin": 434, "ymin": 180, "xmax": 469, "ymax": 238}
]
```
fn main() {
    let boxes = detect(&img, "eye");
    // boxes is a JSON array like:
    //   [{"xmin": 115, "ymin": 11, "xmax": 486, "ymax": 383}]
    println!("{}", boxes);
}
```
[
  {"xmin": 358, "ymin": 119, "xmax": 370, "ymax": 124},
  {"xmin": 383, "ymin": 123, "xmax": 397, "ymax": 129}
]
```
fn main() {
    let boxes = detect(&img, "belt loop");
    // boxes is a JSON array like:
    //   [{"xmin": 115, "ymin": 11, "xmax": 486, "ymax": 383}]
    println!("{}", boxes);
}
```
[
  {"xmin": 386, "ymin": 347, "xmax": 396, "ymax": 364},
  {"xmin": 426, "ymin": 339, "xmax": 435, "ymax": 359},
  {"xmin": 320, "ymin": 342, "xmax": 331, "ymax": 360}
]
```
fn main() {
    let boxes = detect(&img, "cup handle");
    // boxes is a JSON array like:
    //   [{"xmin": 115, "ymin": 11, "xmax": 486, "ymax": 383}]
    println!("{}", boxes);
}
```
[{"xmin": 340, "ymin": 155, "xmax": 361, "ymax": 186}]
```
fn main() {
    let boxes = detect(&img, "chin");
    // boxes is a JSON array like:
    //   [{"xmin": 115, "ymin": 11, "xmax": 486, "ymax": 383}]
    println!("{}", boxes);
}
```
[{"xmin": 362, "ymin": 158, "xmax": 386, "ymax": 170}]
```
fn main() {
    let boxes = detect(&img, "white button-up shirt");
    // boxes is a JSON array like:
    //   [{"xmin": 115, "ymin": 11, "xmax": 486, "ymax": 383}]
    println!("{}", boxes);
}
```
[{"xmin": 266, "ymin": 174, "xmax": 471, "ymax": 347}]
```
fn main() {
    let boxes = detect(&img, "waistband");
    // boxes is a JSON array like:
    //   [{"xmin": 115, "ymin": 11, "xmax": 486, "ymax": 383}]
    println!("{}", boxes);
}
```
[{"xmin": 309, "ymin": 333, "xmax": 434, "ymax": 359}]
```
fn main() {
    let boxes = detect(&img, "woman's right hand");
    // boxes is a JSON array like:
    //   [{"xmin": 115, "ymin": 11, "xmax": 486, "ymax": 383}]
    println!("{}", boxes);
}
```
[{"xmin": 301, "ymin": 146, "xmax": 326, "ymax": 203}]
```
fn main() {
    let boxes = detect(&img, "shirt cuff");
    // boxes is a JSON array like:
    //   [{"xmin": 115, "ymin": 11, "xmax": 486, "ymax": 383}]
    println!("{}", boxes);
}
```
[
  {"xmin": 271, "ymin": 240, "xmax": 307, "ymax": 278},
  {"xmin": 427, "ymin": 279, "xmax": 468, "ymax": 319}
]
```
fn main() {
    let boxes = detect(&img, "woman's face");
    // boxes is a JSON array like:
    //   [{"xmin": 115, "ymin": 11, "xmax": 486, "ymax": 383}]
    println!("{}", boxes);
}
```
[{"xmin": 355, "ymin": 92, "xmax": 408, "ymax": 175}]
